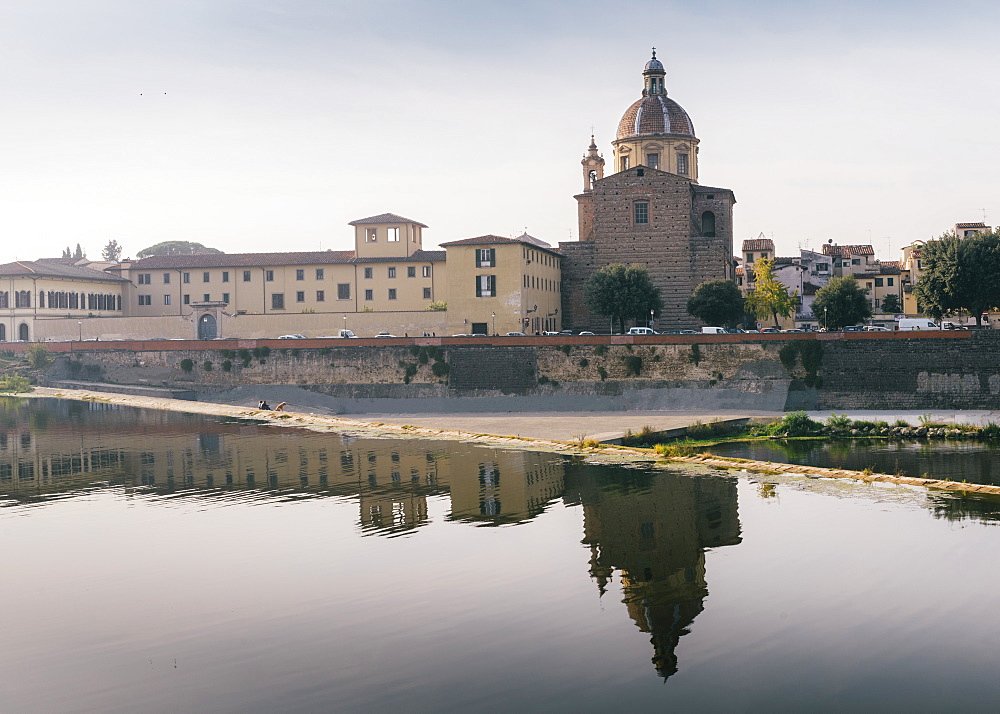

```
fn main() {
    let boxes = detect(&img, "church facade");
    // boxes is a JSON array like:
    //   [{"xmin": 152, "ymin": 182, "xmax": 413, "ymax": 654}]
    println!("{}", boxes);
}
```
[{"xmin": 560, "ymin": 52, "xmax": 736, "ymax": 331}]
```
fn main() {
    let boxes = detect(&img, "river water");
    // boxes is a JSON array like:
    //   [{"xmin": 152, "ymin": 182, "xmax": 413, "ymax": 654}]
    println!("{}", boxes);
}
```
[{"xmin": 2, "ymin": 397, "xmax": 1000, "ymax": 711}]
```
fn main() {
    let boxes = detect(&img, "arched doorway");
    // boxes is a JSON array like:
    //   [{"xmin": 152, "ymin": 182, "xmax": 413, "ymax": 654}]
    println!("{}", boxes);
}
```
[
  {"xmin": 701, "ymin": 211, "xmax": 716, "ymax": 238},
  {"xmin": 18, "ymin": 323, "xmax": 29, "ymax": 341},
  {"xmin": 198, "ymin": 313, "xmax": 217, "ymax": 340}
]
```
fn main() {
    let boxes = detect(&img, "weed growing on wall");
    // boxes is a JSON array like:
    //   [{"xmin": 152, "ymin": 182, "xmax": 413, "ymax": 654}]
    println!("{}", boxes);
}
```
[{"xmin": 179, "ymin": 358, "xmax": 194, "ymax": 373}]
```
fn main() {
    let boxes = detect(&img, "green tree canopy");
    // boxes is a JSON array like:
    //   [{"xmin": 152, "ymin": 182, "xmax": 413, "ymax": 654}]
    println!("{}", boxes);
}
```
[
  {"xmin": 136, "ymin": 240, "xmax": 223, "ymax": 258},
  {"xmin": 584, "ymin": 263, "xmax": 663, "ymax": 333},
  {"xmin": 73, "ymin": 243, "xmax": 85, "ymax": 259},
  {"xmin": 687, "ymin": 279, "xmax": 745, "ymax": 327},
  {"xmin": 811, "ymin": 276, "xmax": 873, "ymax": 329},
  {"xmin": 913, "ymin": 231, "xmax": 1000, "ymax": 325},
  {"xmin": 61, "ymin": 246, "xmax": 72, "ymax": 258},
  {"xmin": 880, "ymin": 293, "xmax": 901, "ymax": 315},
  {"xmin": 101, "ymin": 239, "xmax": 123, "ymax": 262},
  {"xmin": 744, "ymin": 257, "xmax": 798, "ymax": 328}
]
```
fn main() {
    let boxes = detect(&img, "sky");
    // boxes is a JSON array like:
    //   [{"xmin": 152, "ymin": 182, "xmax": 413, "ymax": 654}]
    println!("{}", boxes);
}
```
[{"xmin": 2, "ymin": 0, "xmax": 999, "ymax": 265}]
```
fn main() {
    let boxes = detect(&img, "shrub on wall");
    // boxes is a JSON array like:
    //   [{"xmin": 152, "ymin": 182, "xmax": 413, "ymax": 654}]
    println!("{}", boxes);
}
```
[
  {"xmin": 179, "ymin": 358, "xmax": 194, "ymax": 373},
  {"xmin": 624, "ymin": 355, "xmax": 642, "ymax": 376},
  {"xmin": 203, "ymin": 360, "xmax": 213, "ymax": 371},
  {"xmin": 221, "ymin": 360, "xmax": 232, "ymax": 372}
]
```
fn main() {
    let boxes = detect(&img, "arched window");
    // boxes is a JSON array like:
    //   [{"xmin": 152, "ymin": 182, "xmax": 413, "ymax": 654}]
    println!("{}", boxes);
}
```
[
  {"xmin": 18, "ymin": 323, "xmax": 29, "ymax": 341},
  {"xmin": 39, "ymin": 291, "xmax": 45, "ymax": 308},
  {"xmin": 701, "ymin": 210, "xmax": 716, "ymax": 238}
]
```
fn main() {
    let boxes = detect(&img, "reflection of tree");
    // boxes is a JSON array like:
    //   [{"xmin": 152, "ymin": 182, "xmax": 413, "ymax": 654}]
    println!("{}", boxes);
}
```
[
  {"xmin": 564, "ymin": 463, "xmax": 741, "ymax": 679},
  {"xmin": 928, "ymin": 492, "xmax": 1000, "ymax": 525}
]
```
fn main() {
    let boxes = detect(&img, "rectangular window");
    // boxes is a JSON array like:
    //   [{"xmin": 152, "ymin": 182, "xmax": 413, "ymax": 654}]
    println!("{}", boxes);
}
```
[
  {"xmin": 203, "ymin": 272, "xmax": 210, "ymax": 282},
  {"xmin": 366, "ymin": 227, "xmax": 377, "ymax": 242},
  {"xmin": 620, "ymin": 156, "xmax": 630, "ymax": 171},
  {"xmin": 852, "ymin": 259, "xmax": 860, "ymax": 265},
  {"xmin": 296, "ymin": 291, "xmax": 305, "ymax": 303},
  {"xmin": 388, "ymin": 288, "xmax": 397, "ymax": 300},
  {"xmin": 875, "ymin": 278, "xmax": 883, "ymax": 287},
  {"xmin": 364, "ymin": 289, "xmax": 373, "ymax": 301},
  {"xmin": 475, "ymin": 275, "xmax": 496, "ymax": 297},
  {"xmin": 164, "ymin": 295, "xmax": 172, "ymax": 305},
  {"xmin": 364, "ymin": 267, "xmax": 373, "ymax": 279},
  {"xmin": 316, "ymin": 290, "xmax": 325, "ymax": 302},
  {"xmin": 138, "ymin": 295, "xmax": 151, "ymax": 305},
  {"xmin": 296, "ymin": 269, "xmax": 304, "ymax": 281},
  {"xmin": 422, "ymin": 265, "xmax": 431, "ymax": 278},
  {"xmin": 646, "ymin": 153, "xmax": 659, "ymax": 169},
  {"xmin": 388, "ymin": 227, "xmax": 400, "ymax": 242},
  {"xmin": 388, "ymin": 267, "xmax": 397, "ymax": 278},
  {"xmin": 222, "ymin": 271, "xmax": 229, "ymax": 283},
  {"xmin": 316, "ymin": 268, "xmax": 324, "ymax": 280},
  {"xmin": 183, "ymin": 294, "xmax": 190, "ymax": 305},
  {"xmin": 265, "ymin": 270, "xmax": 274, "ymax": 281},
  {"xmin": 476, "ymin": 248, "xmax": 496, "ymax": 267},
  {"xmin": 423, "ymin": 287, "xmax": 431, "ymax": 299},
  {"xmin": 634, "ymin": 201, "xmax": 649, "ymax": 225},
  {"xmin": 677, "ymin": 153, "xmax": 689, "ymax": 176},
  {"xmin": 272, "ymin": 293, "xmax": 285, "ymax": 310},
  {"xmin": 162, "ymin": 273, "xmax": 171, "ymax": 284},
  {"xmin": 407, "ymin": 266, "xmax": 416, "ymax": 278},
  {"xmin": 203, "ymin": 293, "xmax": 210, "ymax": 302},
  {"xmin": 337, "ymin": 283, "xmax": 350, "ymax": 300},
  {"xmin": 138, "ymin": 273, "xmax": 150, "ymax": 285},
  {"xmin": 243, "ymin": 270, "xmax": 251, "ymax": 282},
  {"xmin": 887, "ymin": 277, "xmax": 894, "ymax": 286},
  {"xmin": 183, "ymin": 272, "xmax": 190, "ymax": 284}
]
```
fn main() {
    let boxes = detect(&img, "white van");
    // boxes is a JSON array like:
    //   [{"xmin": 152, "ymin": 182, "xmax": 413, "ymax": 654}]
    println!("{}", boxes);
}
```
[
  {"xmin": 701, "ymin": 326, "xmax": 726, "ymax": 334},
  {"xmin": 897, "ymin": 318, "xmax": 940, "ymax": 331},
  {"xmin": 627, "ymin": 327, "xmax": 657, "ymax": 336}
]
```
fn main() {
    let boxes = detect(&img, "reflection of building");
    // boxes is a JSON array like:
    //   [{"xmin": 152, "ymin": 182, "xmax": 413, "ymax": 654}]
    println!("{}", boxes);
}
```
[
  {"xmin": 0, "ymin": 399, "xmax": 565, "ymax": 534},
  {"xmin": 564, "ymin": 464, "xmax": 741, "ymax": 679}
]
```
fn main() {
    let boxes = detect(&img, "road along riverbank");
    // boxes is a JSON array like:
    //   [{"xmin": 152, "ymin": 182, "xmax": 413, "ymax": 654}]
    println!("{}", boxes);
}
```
[{"xmin": 22, "ymin": 386, "xmax": 1000, "ymax": 498}]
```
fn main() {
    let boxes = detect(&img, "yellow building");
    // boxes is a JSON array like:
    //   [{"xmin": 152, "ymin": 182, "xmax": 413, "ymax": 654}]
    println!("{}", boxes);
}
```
[
  {"xmin": 440, "ymin": 234, "xmax": 562, "ymax": 335},
  {"xmin": 0, "ymin": 259, "xmax": 128, "ymax": 342}
]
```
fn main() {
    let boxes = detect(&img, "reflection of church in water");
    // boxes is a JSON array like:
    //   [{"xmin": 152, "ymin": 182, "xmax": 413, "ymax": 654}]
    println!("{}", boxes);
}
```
[
  {"xmin": 565, "ymin": 465, "xmax": 742, "ymax": 679},
  {"xmin": 2, "ymin": 398, "xmax": 740, "ymax": 678}
]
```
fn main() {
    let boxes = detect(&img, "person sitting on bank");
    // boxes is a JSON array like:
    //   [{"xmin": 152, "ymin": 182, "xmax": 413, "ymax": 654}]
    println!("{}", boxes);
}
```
[
  {"xmin": 258, "ymin": 400, "xmax": 270, "ymax": 410},
  {"xmin": 274, "ymin": 402, "xmax": 286, "ymax": 412}
]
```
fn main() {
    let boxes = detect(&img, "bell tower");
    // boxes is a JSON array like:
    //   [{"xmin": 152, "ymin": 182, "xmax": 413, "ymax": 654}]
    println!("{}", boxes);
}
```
[{"xmin": 574, "ymin": 135, "xmax": 604, "ymax": 241}]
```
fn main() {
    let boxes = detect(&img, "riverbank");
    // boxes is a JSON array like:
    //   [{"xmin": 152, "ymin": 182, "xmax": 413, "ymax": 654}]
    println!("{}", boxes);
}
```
[{"xmin": 21, "ymin": 386, "xmax": 1000, "ymax": 498}]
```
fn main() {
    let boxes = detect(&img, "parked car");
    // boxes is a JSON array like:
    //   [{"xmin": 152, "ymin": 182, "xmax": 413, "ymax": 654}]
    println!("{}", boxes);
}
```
[
  {"xmin": 701, "ymin": 326, "xmax": 726, "ymax": 334},
  {"xmin": 316, "ymin": 329, "xmax": 357, "ymax": 338},
  {"xmin": 505, "ymin": 331, "xmax": 527, "ymax": 336},
  {"xmin": 627, "ymin": 327, "xmax": 657, "ymax": 335},
  {"xmin": 559, "ymin": 330, "xmax": 574, "ymax": 335},
  {"xmin": 760, "ymin": 327, "xmax": 781, "ymax": 333},
  {"xmin": 542, "ymin": 331, "xmax": 560, "ymax": 336},
  {"xmin": 278, "ymin": 334, "xmax": 306, "ymax": 339},
  {"xmin": 897, "ymin": 319, "xmax": 940, "ymax": 331},
  {"xmin": 578, "ymin": 331, "xmax": 595, "ymax": 336},
  {"xmin": 842, "ymin": 325, "xmax": 865, "ymax": 332},
  {"xmin": 679, "ymin": 329, "xmax": 699, "ymax": 334},
  {"xmin": 782, "ymin": 329, "xmax": 805, "ymax": 333},
  {"xmin": 373, "ymin": 331, "xmax": 398, "ymax": 338},
  {"xmin": 865, "ymin": 325, "xmax": 890, "ymax": 332}
]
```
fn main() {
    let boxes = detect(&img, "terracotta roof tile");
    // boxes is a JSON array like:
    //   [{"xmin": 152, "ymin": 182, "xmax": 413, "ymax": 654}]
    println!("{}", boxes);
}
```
[
  {"xmin": 742, "ymin": 238, "xmax": 774, "ymax": 252},
  {"xmin": 0, "ymin": 260, "xmax": 128, "ymax": 282},
  {"xmin": 348, "ymin": 213, "xmax": 428, "ymax": 228},
  {"xmin": 440, "ymin": 235, "xmax": 561, "ymax": 256}
]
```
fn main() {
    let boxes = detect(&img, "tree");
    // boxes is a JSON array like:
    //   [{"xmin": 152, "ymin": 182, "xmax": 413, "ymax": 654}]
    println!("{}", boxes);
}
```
[
  {"xmin": 880, "ymin": 293, "xmax": 901, "ymax": 315},
  {"xmin": 136, "ymin": 240, "xmax": 223, "ymax": 257},
  {"xmin": 811, "ymin": 276, "xmax": 873, "ymax": 329},
  {"xmin": 61, "ymin": 246, "xmax": 72, "ymax": 258},
  {"xmin": 584, "ymin": 263, "xmax": 663, "ymax": 333},
  {"xmin": 913, "ymin": 231, "xmax": 1000, "ymax": 326},
  {"xmin": 101, "ymin": 239, "xmax": 123, "ymax": 262},
  {"xmin": 687, "ymin": 279, "xmax": 744, "ymax": 327},
  {"xmin": 73, "ymin": 243, "xmax": 85, "ymax": 259},
  {"xmin": 744, "ymin": 257, "xmax": 797, "ymax": 328}
]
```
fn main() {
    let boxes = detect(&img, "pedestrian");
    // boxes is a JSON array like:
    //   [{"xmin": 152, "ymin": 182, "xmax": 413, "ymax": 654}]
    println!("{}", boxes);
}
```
[{"xmin": 274, "ymin": 402, "xmax": 286, "ymax": 412}]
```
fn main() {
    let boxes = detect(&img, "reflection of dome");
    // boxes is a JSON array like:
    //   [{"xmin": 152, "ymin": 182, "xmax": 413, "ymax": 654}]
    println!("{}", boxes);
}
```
[{"xmin": 616, "ymin": 95, "xmax": 695, "ymax": 140}]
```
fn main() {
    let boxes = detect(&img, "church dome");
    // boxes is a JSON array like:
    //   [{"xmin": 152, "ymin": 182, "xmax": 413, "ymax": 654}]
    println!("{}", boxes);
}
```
[{"xmin": 616, "ymin": 94, "xmax": 695, "ymax": 140}]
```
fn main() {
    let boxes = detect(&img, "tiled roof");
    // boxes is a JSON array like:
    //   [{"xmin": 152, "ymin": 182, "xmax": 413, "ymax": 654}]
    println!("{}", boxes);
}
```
[
  {"xmin": 879, "ymin": 262, "xmax": 901, "ymax": 275},
  {"xmin": 742, "ymin": 238, "xmax": 774, "ymax": 251},
  {"xmin": 0, "ymin": 260, "xmax": 128, "ymax": 282},
  {"xmin": 129, "ymin": 249, "xmax": 447, "ymax": 269},
  {"xmin": 956, "ymin": 222, "xmax": 988, "ymax": 228},
  {"xmin": 129, "ymin": 251, "xmax": 356, "ymax": 269},
  {"xmin": 821, "ymin": 243, "xmax": 875, "ymax": 257},
  {"xmin": 348, "ymin": 213, "xmax": 428, "ymax": 228},
  {"xmin": 735, "ymin": 266, "xmax": 745, "ymax": 276},
  {"xmin": 440, "ymin": 235, "xmax": 561, "ymax": 256},
  {"xmin": 353, "ymin": 250, "xmax": 445, "ymax": 263},
  {"xmin": 617, "ymin": 95, "xmax": 695, "ymax": 140}
]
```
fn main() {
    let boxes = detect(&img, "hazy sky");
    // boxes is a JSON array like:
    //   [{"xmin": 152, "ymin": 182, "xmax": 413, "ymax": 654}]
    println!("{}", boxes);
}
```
[{"xmin": 2, "ymin": 0, "xmax": 998, "ymax": 265}]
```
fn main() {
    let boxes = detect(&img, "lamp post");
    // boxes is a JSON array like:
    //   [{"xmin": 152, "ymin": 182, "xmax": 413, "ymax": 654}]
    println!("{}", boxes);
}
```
[
  {"xmin": 650, "ymin": 309, "xmax": 654, "ymax": 329},
  {"xmin": 78, "ymin": 321, "xmax": 82, "ymax": 342},
  {"xmin": 491, "ymin": 311, "xmax": 496, "ymax": 335},
  {"xmin": 343, "ymin": 314, "xmax": 347, "ymax": 334},
  {"xmin": 824, "ymin": 307, "xmax": 828, "ymax": 331}
]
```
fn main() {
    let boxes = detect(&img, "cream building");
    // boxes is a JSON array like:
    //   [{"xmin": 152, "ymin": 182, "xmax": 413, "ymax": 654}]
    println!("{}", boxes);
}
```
[
  {"xmin": 440, "ymin": 234, "xmax": 562, "ymax": 335},
  {"xmin": 0, "ymin": 259, "xmax": 128, "ymax": 342}
]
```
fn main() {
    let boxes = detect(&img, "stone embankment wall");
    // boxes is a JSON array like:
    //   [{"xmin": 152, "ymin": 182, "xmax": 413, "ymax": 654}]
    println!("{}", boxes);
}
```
[{"xmin": 32, "ymin": 331, "xmax": 1000, "ymax": 413}]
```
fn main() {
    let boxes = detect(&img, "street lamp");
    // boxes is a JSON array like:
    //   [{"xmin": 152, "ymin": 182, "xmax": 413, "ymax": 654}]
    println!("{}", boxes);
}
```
[
  {"xmin": 824, "ymin": 306, "xmax": 828, "ymax": 331},
  {"xmin": 650, "ymin": 309, "xmax": 654, "ymax": 329},
  {"xmin": 491, "ymin": 311, "xmax": 496, "ymax": 335},
  {"xmin": 78, "ymin": 321, "xmax": 82, "ymax": 342}
]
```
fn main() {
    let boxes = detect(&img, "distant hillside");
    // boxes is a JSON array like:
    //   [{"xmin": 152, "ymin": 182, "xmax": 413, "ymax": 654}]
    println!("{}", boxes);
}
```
[{"xmin": 136, "ymin": 241, "xmax": 224, "ymax": 258}]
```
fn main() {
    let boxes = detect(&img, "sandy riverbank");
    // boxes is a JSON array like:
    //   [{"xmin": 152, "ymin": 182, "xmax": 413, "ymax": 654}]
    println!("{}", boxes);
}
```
[{"xmin": 20, "ymin": 386, "xmax": 1000, "ymax": 498}]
